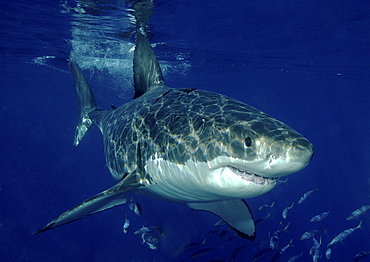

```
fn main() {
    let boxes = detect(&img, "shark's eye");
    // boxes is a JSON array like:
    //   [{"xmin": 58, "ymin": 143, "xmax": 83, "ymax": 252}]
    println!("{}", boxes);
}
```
[{"xmin": 245, "ymin": 137, "xmax": 252, "ymax": 147}]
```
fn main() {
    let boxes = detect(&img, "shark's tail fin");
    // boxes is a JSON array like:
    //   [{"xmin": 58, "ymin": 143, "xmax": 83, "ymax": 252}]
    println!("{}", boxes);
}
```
[{"xmin": 69, "ymin": 61, "xmax": 103, "ymax": 149}]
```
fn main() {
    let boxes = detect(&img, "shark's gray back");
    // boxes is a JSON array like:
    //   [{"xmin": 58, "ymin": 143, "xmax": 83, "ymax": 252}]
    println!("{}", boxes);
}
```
[{"xmin": 99, "ymin": 84, "xmax": 305, "ymax": 181}]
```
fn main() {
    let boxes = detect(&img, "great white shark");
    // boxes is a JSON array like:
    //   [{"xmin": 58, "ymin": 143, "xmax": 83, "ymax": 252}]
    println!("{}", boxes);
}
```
[{"xmin": 35, "ymin": 32, "xmax": 314, "ymax": 240}]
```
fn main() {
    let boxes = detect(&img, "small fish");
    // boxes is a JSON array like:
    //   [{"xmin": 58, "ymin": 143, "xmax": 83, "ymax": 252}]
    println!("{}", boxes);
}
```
[
  {"xmin": 309, "ymin": 208, "xmax": 331, "ymax": 222},
  {"xmin": 230, "ymin": 243, "xmax": 250, "ymax": 262},
  {"xmin": 270, "ymin": 239, "xmax": 294, "ymax": 262},
  {"xmin": 258, "ymin": 232, "xmax": 271, "ymax": 249},
  {"xmin": 219, "ymin": 229, "xmax": 231, "ymax": 240},
  {"xmin": 137, "ymin": 224, "xmax": 166, "ymax": 237},
  {"xmin": 310, "ymin": 236, "xmax": 321, "ymax": 262},
  {"xmin": 298, "ymin": 186, "xmax": 318, "ymax": 204},
  {"xmin": 190, "ymin": 247, "xmax": 212, "ymax": 259},
  {"xmin": 141, "ymin": 232, "xmax": 161, "ymax": 250},
  {"xmin": 181, "ymin": 239, "xmax": 207, "ymax": 252},
  {"xmin": 255, "ymin": 213, "xmax": 271, "ymax": 226},
  {"xmin": 325, "ymin": 244, "xmax": 333, "ymax": 260},
  {"xmin": 129, "ymin": 202, "xmax": 142, "ymax": 216},
  {"xmin": 347, "ymin": 205, "xmax": 370, "ymax": 220},
  {"xmin": 352, "ymin": 251, "xmax": 370, "ymax": 262},
  {"xmin": 122, "ymin": 214, "xmax": 130, "ymax": 234},
  {"xmin": 146, "ymin": 242, "xmax": 158, "ymax": 250},
  {"xmin": 287, "ymin": 250, "xmax": 303, "ymax": 262},
  {"xmin": 300, "ymin": 229, "xmax": 327, "ymax": 240},
  {"xmin": 300, "ymin": 231, "xmax": 314, "ymax": 241},
  {"xmin": 223, "ymin": 232, "xmax": 237, "ymax": 241},
  {"xmin": 258, "ymin": 202, "xmax": 275, "ymax": 211},
  {"xmin": 282, "ymin": 202, "xmax": 294, "ymax": 219},
  {"xmin": 214, "ymin": 219, "xmax": 226, "ymax": 227},
  {"xmin": 276, "ymin": 177, "xmax": 289, "ymax": 185},
  {"xmin": 251, "ymin": 248, "xmax": 273, "ymax": 262},
  {"xmin": 141, "ymin": 232, "xmax": 160, "ymax": 245},
  {"xmin": 155, "ymin": 225, "xmax": 166, "ymax": 238},
  {"xmin": 134, "ymin": 225, "xmax": 158, "ymax": 235},
  {"xmin": 279, "ymin": 239, "xmax": 293, "ymax": 253},
  {"xmin": 328, "ymin": 220, "xmax": 362, "ymax": 246},
  {"xmin": 208, "ymin": 230, "xmax": 222, "ymax": 236},
  {"xmin": 270, "ymin": 222, "xmax": 290, "ymax": 250}
]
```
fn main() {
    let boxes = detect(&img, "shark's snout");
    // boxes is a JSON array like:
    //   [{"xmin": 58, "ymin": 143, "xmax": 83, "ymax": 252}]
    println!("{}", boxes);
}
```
[
  {"xmin": 295, "ymin": 138, "xmax": 314, "ymax": 166},
  {"xmin": 257, "ymin": 135, "xmax": 314, "ymax": 178}
]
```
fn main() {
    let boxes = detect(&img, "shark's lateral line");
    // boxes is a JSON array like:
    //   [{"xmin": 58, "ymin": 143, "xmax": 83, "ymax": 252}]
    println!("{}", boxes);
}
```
[{"xmin": 35, "ymin": 32, "xmax": 314, "ymax": 240}]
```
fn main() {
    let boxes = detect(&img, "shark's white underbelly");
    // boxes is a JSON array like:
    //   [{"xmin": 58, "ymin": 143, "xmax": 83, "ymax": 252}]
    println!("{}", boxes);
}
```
[{"xmin": 136, "ymin": 154, "xmax": 277, "ymax": 203}]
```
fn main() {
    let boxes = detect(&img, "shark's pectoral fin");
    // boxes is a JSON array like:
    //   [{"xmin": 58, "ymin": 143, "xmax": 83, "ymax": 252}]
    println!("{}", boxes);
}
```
[
  {"xmin": 187, "ymin": 199, "xmax": 256, "ymax": 241},
  {"xmin": 34, "ymin": 172, "xmax": 142, "ymax": 234}
]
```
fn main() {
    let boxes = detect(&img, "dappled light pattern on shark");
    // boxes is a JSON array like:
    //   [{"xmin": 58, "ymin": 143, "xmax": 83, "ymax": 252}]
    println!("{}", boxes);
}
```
[{"xmin": 35, "ymin": 0, "xmax": 314, "ymax": 241}]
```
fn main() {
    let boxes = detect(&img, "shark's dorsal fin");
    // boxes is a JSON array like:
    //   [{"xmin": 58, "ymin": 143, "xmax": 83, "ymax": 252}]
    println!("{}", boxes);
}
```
[
  {"xmin": 188, "ymin": 200, "xmax": 256, "ymax": 240},
  {"xmin": 34, "ymin": 172, "xmax": 142, "ymax": 234},
  {"xmin": 133, "ymin": 32, "xmax": 164, "ymax": 99}
]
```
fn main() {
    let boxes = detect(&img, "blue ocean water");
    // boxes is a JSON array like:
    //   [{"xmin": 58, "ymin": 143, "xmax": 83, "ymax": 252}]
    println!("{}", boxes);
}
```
[{"xmin": 1, "ymin": 0, "xmax": 369, "ymax": 261}]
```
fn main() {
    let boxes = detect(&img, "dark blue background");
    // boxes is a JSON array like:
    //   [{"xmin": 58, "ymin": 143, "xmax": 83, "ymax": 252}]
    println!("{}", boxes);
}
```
[{"xmin": 1, "ymin": 0, "xmax": 369, "ymax": 261}]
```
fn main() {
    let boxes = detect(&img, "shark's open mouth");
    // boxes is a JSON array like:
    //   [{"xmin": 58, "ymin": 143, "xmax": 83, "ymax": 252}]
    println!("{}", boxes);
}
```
[{"xmin": 227, "ymin": 165, "xmax": 278, "ymax": 185}]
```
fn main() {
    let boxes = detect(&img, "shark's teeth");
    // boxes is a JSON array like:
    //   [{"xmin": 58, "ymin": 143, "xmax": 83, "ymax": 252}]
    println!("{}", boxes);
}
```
[{"xmin": 227, "ymin": 165, "xmax": 278, "ymax": 185}]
